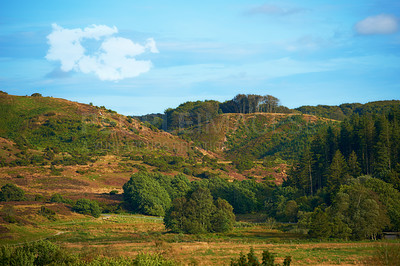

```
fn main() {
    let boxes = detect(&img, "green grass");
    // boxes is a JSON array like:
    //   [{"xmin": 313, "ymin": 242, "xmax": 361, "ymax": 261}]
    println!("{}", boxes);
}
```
[{"xmin": 1, "ymin": 213, "xmax": 397, "ymax": 265}]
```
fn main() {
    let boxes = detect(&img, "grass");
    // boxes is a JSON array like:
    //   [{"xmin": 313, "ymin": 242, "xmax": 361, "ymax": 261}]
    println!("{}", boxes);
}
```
[{"xmin": 1, "ymin": 213, "xmax": 396, "ymax": 265}]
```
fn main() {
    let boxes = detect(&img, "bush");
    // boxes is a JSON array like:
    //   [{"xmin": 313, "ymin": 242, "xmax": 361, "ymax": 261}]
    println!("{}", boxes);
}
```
[
  {"xmin": 230, "ymin": 248, "xmax": 292, "ymax": 266},
  {"xmin": 0, "ymin": 241, "xmax": 76, "ymax": 265},
  {"xmin": 109, "ymin": 190, "xmax": 119, "ymax": 195},
  {"xmin": 50, "ymin": 193, "xmax": 65, "ymax": 203},
  {"xmin": 0, "ymin": 184, "xmax": 25, "ymax": 202},
  {"xmin": 38, "ymin": 206, "xmax": 56, "ymax": 221},
  {"xmin": 72, "ymin": 199, "xmax": 101, "ymax": 218}
]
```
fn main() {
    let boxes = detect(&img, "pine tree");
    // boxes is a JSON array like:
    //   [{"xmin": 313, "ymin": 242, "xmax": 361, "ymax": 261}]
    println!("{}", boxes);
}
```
[
  {"xmin": 327, "ymin": 150, "xmax": 349, "ymax": 198},
  {"xmin": 348, "ymin": 151, "xmax": 362, "ymax": 178},
  {"xmin": 374, "ymin": 115, "xmax": 392, "ymax": 181}
]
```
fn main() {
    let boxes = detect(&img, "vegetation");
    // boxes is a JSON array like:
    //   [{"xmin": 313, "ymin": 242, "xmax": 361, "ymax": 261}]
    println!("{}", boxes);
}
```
[
  {"xmin": 123, "ymin": 172, "xmax": 172, "ymax": 216},
  {"xmin": 0, "ymin": 240, "xmax": 177, "ymax": 266},
  {"xmin": 1, "ymin": 92, "xmax": 400, "ymax": 265},
  {"xmin": 0, "ymin": 184, "xmax": 25, "ymax": 202},
  {"xmin": 164, "ymin": 187, "xmax": 235, "ymax": 233},
  {"xmin": 230, "ymin": 248, "xmax": 291, "ymax": 266},
  {"xmin": 72, "ymin": 198, "xmax": 101, "ymax": 218}
]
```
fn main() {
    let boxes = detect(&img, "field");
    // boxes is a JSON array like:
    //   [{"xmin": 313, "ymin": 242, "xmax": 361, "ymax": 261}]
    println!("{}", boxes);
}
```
[{"xmin": 0, "ymin": 209, "xmax": 396, "ymax": 265}]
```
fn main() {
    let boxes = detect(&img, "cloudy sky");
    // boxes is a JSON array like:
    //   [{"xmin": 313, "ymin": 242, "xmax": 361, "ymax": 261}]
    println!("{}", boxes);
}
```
[{"xmin": 1, "ymin": 1, "xmax": 399, "ymax": 115}]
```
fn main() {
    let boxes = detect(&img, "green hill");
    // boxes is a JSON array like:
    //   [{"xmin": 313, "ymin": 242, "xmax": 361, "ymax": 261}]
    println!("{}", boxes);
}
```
[
  {"xmin": 176, "ymin": 112, "xmax": 337, "ymax": 161},
  {"xmin": 0, "ymin": 92, "xmax": 195, "ymax": 167}
]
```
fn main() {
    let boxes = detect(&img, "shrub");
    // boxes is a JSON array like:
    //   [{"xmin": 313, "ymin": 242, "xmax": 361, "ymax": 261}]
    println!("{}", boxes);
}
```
[
  {"xmin": 0, "ymin": 241, "xmax": 76, "ymax": 265},
  {"xmin": 72, "ymin": 199, "xmax": 101, "ymax": 218},
  {"xmin": 0, "ymin": 184, "xmax": 25, "ymax": 202},
  {"xmin": 38, "ymin": 206, "xmax": 56, "ymax": 221},
  {"xmin": 230, "ymin": 248, "xmax": 292, "ymax": 266},
  {"xmin": 50, "ymin": 193, "xmax": 64, "ymax": 203},
  {"xmin": 31, "ymin": 93, "xmax": 42, "ymax": 97},
  {"xmin": 109, "ymin": 190, "xmax": 118, "ymax": 195}
]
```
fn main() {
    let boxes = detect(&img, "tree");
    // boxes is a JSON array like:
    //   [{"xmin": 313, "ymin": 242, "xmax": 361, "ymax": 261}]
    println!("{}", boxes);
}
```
[
  {"xmin": 211, "ymin": 198, "xmax": 235, "ymax": 232},
  {"xmin": 123, "ymin": 172, "xmax": 171, "ymax": 216},
  {"xmin": 0, "ymin": 184, "xmax": 25, "ymax": 202},
  {"xmin": 374, "ymin": 116, "xmax": 392, "ymax": 181},
  {"xmin": 327, "ymin": 150, "xmax": 350, "ymax": 199},
  {"xmin": 332, "ymin": 180, "xmax": 390, "ymax": 240},
  {"xmin": 308, "ymin": 207, "xmax": 332, "ymax": 238},
  {"xmin": 359, "ymin": 176, "xmax": 400, "ymax": 231},
  {"xmin": 347, "ymin": 151, "xmax": 361, "ymax": 178},
  {"xmin": 164, "ymin": 187, "xmax": 235, "ymax": 234},
  {"xmin": 72, "ymin": 198, "xmax": 101, "ymax": 218}
]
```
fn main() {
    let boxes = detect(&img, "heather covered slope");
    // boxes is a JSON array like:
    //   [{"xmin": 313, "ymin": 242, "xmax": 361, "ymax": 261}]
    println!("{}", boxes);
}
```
[
  {"xmin": 176, "ymin": 112, "xmax": 337, "ymax": 161},
  {"xmin": 0, "ymin": 92, "xmax": 195, "ymax": 167}
]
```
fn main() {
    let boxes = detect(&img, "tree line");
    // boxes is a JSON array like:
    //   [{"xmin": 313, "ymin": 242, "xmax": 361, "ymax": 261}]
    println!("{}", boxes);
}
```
[{"xmin": 136, "ymin": 94, "xmax": 293, "ymax": 131}]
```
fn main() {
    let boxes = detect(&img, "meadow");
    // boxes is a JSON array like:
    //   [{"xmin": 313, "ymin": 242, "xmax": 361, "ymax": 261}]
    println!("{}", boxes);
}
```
[{"xmin": 1, "ymin": 211, "xmax": 397, "ymax": 265}]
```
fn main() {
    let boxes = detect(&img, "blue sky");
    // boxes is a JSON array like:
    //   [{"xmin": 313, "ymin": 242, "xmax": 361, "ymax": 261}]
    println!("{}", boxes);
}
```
[{"xmin": 1, "ymin": 0, "xmax": 399, "ymax": 115}]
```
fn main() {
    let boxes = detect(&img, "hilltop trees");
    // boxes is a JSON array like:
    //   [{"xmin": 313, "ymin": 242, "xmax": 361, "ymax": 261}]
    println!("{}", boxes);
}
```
[
  {"xmin": 220, "ymin": 94, "xmax": 283, "ymax": 114},
  {"xmin": 144, "ymin": 94, "xmax": 291, "ymax": 131}
]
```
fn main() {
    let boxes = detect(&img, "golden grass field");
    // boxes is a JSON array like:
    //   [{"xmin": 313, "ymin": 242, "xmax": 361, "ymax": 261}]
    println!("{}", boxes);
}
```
[{"xmin": 1, "ymin": 208, "xmax": 397, "ymax": 265}]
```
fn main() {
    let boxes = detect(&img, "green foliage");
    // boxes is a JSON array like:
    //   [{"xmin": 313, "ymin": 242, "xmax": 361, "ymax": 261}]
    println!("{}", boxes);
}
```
[
  {"xmin": 109, "ymin": 190, "xmax": 118, "ymax": 195},
  {"xmin": 123, "ymin": 172, "xmax": 171, "ymax": 216},
  {"xmin": 331, "ymin": 178, "xmax": 390, "ymax": 240},
  {"xmin": 230, "ymin": 248, "xmax": 291, "ymax": 266},
  {"xmin": 0, "ymin": 241, "xmax": 76, "ymax": 265},
  {"xmin": 1, "ymin": 205, "xmax": 18, "ymax": 224},
  {"xmin": 233, "ymin": 157, "xmax": 254, "ymax": 172},
  {"xmin": 73, "ymin": 198, "xmax": 101, "ymax": 218},
  {"xmin": 296, "ymin": 100, "xmax": 400, "ymax": 121},
  {"xmin": 38, "ymin": 206, "xmax": 57, "ymax": 221},
  {"xmin": 358, "ymin": 176, "xmax": 400, "ymax": 231},
  {"xmin": 164, "ymin": 187, "xmax": 235, "ymax": 234},
  {"xmin": 308, "ymin": 207, "xmax": 332, "ymax": 239},
  {"xmin": 0, "ymin": 183, "xmax": 25, "ymax": 202},
  {"xmin": 165, "ymin": 100, "xmax": 220, "ymax": 130},
  {"xmin": 49, "ymin": 193, "xmax": 71, "ymax": 204},
  {"xmin": 142, "ymin": 155, "xmax": 184, "ymax": 172}
]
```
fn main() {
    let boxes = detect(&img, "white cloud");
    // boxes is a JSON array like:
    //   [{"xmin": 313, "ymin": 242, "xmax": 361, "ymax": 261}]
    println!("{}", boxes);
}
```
[
  {"xmin": 355, "ymin": 14, "xmax": 398, "ymax": 35},
  {"xmin": 45, "ymin": 24, "xmax": 158, "ymax": 81}
]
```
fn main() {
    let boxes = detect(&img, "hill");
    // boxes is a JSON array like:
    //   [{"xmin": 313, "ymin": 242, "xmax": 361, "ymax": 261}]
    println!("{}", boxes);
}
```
[
  {"xmin": 296, "ymin": 100, "xmax": 400, "ymax": 121},
  {"xmin": 0, "ymin": 92, "xmax": 195, "ymax": 165},
  {"xmin": 175, "ymin": 112, "xmax": 337, "ymax": 161}
]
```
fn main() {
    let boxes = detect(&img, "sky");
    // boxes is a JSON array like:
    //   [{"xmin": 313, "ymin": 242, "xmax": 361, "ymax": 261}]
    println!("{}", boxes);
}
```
[{"xmin": 0, "ymin": 0, "xmax": 400, "ymax": 115}]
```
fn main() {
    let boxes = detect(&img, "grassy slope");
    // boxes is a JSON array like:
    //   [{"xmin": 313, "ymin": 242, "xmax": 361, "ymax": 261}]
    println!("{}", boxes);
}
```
[
  {"xmin": 180, "ymin": 112, "xmax": 338, "ymax": 160},
  {"xmin": 0, "ymin": 93, "xmax": 192, "ymax": 157}
]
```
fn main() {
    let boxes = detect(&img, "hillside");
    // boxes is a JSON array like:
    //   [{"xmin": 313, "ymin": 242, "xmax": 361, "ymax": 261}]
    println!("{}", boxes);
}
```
[
  {"xmin": 176, "ymin": 112, "xmax": 338, "ymax": 161},
  {"xmin": 296, "ymin": 100, "xmax": 400, "ymax": 121},
  {"xmin": 0, "ymin": 92, "xmax": 195, "ymax": 163}
]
